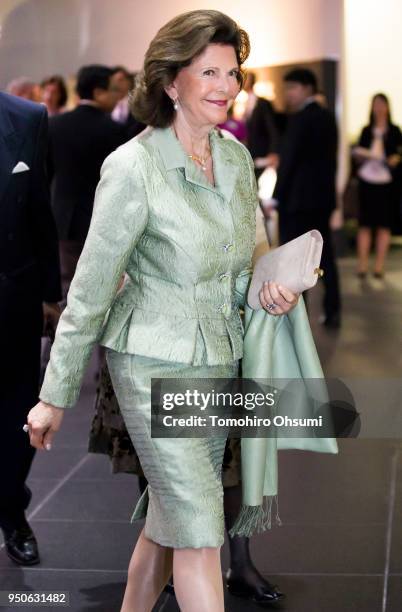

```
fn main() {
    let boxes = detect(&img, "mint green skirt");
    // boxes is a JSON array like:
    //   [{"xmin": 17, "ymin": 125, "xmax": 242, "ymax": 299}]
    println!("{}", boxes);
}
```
[{"xmin": 106, "ymin": 345, "xmax": 238, "ymax": 549}]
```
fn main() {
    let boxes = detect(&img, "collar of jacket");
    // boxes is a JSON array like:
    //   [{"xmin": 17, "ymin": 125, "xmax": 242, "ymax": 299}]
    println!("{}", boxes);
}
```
[{"xmin": 150, "ymin": 124, "xmax": 239, "ymax": 203}]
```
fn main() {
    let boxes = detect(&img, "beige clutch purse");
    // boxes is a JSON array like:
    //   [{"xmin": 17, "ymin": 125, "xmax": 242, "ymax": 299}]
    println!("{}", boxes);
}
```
[{"xmin": 247, "ymin": 230, "xmax": 324, "ymax": 310}]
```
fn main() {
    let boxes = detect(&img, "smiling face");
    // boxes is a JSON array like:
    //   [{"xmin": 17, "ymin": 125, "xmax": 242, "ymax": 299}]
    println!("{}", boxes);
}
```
[{"xmin": 165, "ymin": 43, "xmax": 241, "ymax": 130}]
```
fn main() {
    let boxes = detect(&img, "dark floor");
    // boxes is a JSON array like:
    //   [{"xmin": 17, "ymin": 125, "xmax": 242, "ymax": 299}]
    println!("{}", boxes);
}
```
[{"xmin": 1, "ymin": 252, "xmax": 402, "ymax": 611}]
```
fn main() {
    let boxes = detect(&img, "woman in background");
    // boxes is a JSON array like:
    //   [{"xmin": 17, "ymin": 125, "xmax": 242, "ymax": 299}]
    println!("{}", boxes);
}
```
[
  {"xmin": 353, "ymin": 93, "xmax": 402, "ymax": 278},
  {"xmin": 41, "ymin": 75, "xmax": 68, "ymax": 116}
]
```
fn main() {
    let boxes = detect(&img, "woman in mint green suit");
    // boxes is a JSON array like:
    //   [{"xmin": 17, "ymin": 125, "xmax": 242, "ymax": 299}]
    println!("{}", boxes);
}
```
[{"xmin": 26, "ymin": 10, "xmax": 298, "ymax": 612}]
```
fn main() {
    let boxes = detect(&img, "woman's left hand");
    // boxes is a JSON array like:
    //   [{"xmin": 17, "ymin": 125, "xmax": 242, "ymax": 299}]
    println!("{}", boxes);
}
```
[{"xmin": 259, "ymin": 280, "xmax": 299, "ymax": 315}]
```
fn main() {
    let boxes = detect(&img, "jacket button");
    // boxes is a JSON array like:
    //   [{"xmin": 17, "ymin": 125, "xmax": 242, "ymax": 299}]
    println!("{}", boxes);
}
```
[
  {"xmin": 223, "ymin": 243, "xmax": 233, "ymax": 253},
  {"xmin": 218, "ymin": 303, "xmax": 231, "ymax": 317}
]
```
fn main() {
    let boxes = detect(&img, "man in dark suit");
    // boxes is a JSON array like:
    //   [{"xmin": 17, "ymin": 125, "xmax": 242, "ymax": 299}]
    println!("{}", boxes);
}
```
[
  {"xmin": 48, "ymin": 65, "xmax": 126, "ymax": 300},
  {"xmin": 243, "ymin": 71, "xmax": 280, "ymax": 178},
  {"xmin": 273, "ymin": 69, "xmax": 341, "ymax": 328},
  {"xmin": 0, "ymin": 92, "xmax": 61, "ymax": 564}
]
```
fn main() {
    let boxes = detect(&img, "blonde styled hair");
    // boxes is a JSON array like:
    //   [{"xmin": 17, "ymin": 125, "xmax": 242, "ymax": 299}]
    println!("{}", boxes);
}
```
[{"xmin": 130, "ymin": 10, "xmax": 250, "ymax": 127}]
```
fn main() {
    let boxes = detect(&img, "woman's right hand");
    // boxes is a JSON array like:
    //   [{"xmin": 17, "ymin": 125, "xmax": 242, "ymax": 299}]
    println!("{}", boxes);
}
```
[{"xmin": 26, "ymin": 401, "xmax": 64, "ymax": 450}]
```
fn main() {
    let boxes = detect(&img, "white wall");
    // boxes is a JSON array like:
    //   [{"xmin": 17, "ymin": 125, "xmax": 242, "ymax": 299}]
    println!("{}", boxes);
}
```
[
  {"xmin": 344, "ymin": 0, "xmax": 402, "ymax": 140},
  {"xmin": 0, "ymin": 0, "xmax": 341, "ymax": 88}
]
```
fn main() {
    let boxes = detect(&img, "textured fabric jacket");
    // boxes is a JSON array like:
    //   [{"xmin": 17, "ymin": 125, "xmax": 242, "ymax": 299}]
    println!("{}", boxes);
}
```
[{"xmin": 40, "ymin": 125, "xmax": 258, "ymax": 408}]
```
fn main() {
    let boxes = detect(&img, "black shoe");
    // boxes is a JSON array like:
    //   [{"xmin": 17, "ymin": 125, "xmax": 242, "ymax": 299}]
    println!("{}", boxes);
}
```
[
  {"xmin": 356, "ymin": 271, "xmax": 367, "ymax": 280},
  {"xmin": 226, "ymin": 568, "xmax": 285, "ymax": 605},
  {"xmin": 2, "ymin": 520, "xmax": 40, "ymax": 566},
  {"xmin": 163, "ymin": 576, "xmax": 175, "ymax": 595},
  {"xmin": 373, "ymin": 271, "xmax": 384, "ymax": 279}
]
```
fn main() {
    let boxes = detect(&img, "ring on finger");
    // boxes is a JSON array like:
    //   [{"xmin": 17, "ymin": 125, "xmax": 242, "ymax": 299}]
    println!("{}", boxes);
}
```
[{"xmin": 266, "ymin": 302, "xmax": 277, "ymax": 311}]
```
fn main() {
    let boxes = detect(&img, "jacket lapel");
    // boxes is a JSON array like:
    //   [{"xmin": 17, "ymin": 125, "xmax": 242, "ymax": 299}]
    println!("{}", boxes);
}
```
[
  {"xmin": 152, "ymin": 125, "xmax": 239, "ymax": 203},
  {"xmin": 0, "ymin": 101, "xmax": 23, "ymax": 205},
  {"xmin": 209, "ymin": 129, "xmax": 239, "ymax": 204}
]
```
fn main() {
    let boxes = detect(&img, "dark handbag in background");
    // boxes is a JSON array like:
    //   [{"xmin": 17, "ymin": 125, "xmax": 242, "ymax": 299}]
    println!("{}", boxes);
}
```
[{"xmin": 342, "ymin": 174, "xmax": 359, "ymax": 220}]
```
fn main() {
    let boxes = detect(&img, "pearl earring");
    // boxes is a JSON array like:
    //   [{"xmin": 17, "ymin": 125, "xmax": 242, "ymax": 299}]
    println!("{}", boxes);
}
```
[{"xmin": 173, "ymin": 98, "xmax": 179, "ymax": 110}]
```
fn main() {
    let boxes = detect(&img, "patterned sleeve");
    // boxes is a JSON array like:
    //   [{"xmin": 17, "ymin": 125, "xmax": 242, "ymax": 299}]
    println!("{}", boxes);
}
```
[
  {"xmin": 39, "ymin": 147, "xmax": 149, "ymax": 408},
  {"xmin": 234, "ymin": 145, "xmax": 259, "ymax": 309}
]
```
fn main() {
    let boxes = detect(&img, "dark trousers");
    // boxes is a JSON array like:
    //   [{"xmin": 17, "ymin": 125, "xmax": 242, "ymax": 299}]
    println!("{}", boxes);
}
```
[
  {"xmin": 0, "ymin": 286, "xmax": 43, "ymax": 531},
  {"xmin": 279, "ymin": 212, "xmax": 341, "ymax": 318}
]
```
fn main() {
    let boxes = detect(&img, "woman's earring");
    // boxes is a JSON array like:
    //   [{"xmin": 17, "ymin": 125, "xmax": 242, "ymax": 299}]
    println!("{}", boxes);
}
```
[{"xmin": 173, "ymin": 98, "xmax": 179, "ymax": 111}]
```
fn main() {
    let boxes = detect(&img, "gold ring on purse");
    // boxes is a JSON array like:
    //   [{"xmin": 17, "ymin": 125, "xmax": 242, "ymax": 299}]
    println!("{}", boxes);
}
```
[{"xmin": 314, "ymin": 267, "xmax": 324, "ymax": 277}]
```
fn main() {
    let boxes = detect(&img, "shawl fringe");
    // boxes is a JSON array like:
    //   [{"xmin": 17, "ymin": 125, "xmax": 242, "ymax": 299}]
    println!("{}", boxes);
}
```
[{"xmin": 228, "ymin": 494, "xmax": 282, "ymax": 538}]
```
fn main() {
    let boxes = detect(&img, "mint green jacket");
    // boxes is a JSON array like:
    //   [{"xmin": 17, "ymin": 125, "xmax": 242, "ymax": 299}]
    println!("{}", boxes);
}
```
[{"xmin": 40, "ymin": 126, "xmax": 258, "ymax": 408}]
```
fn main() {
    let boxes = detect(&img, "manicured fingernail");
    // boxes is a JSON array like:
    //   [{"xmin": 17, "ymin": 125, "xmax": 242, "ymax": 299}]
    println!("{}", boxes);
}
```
[
  {"xmin": 278, "ymin": 285, "xmax": 283, "ymax": 290},
  {"xmin": 263, "ymin": 281, "xmax": 268, "ymax": 287},
  {"xmin": 45, "ymin": 444, "xmax": 52, "ymax": 451}
]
